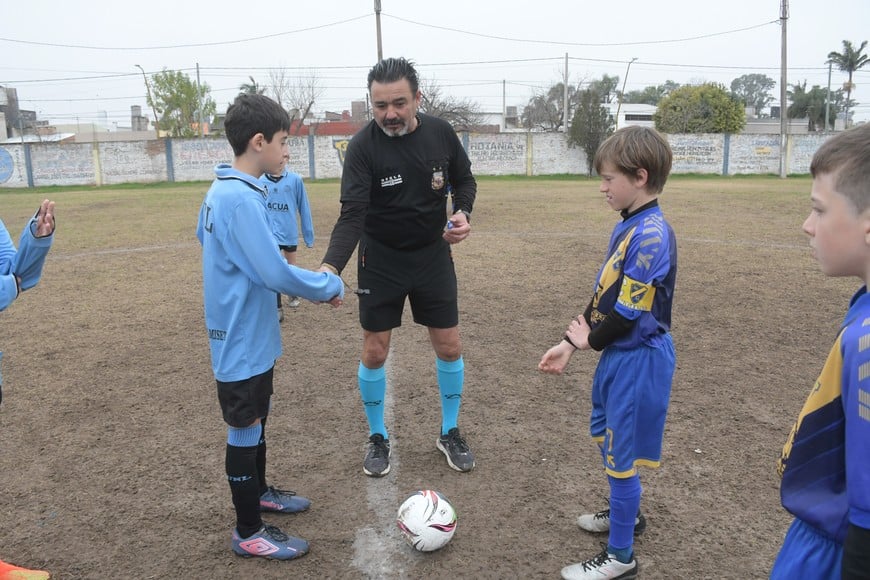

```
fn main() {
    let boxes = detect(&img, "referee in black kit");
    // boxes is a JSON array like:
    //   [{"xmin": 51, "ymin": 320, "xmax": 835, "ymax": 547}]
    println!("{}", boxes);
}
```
[{"xmin": 319, "ymin": 57, "xmax": 477, "ymax": 478}]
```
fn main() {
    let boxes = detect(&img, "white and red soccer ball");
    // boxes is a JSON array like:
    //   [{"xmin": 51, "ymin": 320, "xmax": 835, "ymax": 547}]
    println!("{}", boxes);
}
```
[{"xmin": 396, "ymin": 490, "xmax": 457, "ymax": 552}]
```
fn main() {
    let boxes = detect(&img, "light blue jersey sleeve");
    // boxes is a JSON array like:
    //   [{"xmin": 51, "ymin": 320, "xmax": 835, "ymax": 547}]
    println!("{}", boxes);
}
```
[
  {"xmin": 294, "ymin": 177, "xmax": 315, "ymax": 248},
  {"xmin": 0, "ymin": 219, "xmax": 18, "ymax": 310},
  {"xmin": 0, "ymin": 215, "xmax": 54, "ymax": 311},
  {"xmin": 225, "ymin": 196, "xmax": 341, "ymax": 299}
]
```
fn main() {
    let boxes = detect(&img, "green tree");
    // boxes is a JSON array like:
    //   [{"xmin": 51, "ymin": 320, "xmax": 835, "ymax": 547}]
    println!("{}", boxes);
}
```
[
  {"xmin": 239, "ymin": 76, "xmax": 266, "ymax": 95},
  {"xmin": 588, "ymin": 75, "xmax": 621, "ymax": 104},
  {"xmin": 787, "ymin": 81, "xmax": 843, "ymax": 131},
  {"xmin": 827, "ymin": 40, "xmax": 868, "ymax": 127},
  {"xmin": 729, "ymin": 74, "xmax": 776, "ymax": 117},
  {"xmin": 148, "ymin": 69, "xmax": 217, "ymax": 138},
  {"xmin": 567, "ymin": 87, "xmax": 615, "ymax": 176},
  {"xmin": 522, "ymin": 82, "xmax": 580, "ymax": 131},
  {"xmin": 653, "ymin": 83, "xmax": 745, "ymax": 134},
  {"xmin": 623, "ymin": 81, "xmax": 681, "ymax": 105}
]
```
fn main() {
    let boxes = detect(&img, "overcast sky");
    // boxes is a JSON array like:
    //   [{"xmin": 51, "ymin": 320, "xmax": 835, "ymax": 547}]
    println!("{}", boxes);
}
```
[{"xmin": 2, "ymin": 0, "xmax": 868, "ymax": 129}]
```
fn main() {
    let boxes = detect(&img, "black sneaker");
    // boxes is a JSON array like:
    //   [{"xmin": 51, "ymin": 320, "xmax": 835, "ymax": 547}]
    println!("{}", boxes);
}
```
[
  {"xmin": 436, "ymin": 427, "xmax": 475, "ymax": 472},
  {"xmin": 577, "ymin": 508, "xmax": 646, "ymax": 536},
  {"xmin": 363, "ymin": 433, "xmax": 391, "ymax": 477}
]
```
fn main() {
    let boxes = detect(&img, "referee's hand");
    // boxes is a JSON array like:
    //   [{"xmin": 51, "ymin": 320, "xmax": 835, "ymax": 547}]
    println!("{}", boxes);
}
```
[{"xmin": 443, "ymin": 213, "xmax": 470, "ymax": 244}]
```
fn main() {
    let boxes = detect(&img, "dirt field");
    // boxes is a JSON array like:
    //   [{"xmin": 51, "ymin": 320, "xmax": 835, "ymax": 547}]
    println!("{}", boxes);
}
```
[{"xmin": 0, "ymin": 176, "xmax": 855, "ymax": 579}]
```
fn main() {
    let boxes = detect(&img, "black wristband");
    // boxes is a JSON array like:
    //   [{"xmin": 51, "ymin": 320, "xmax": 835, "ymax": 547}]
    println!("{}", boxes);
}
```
[{"xmin": 563, "ymin": 334, "xmax": 581, "ymax": 350}]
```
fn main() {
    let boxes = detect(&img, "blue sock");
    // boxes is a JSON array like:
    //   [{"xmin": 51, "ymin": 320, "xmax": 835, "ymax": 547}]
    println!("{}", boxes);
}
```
[
  {"xmin": 436, "ymin": 356, "xmax": 464, "ymax": 435},
  {"xmin": 607, "ymin": 474, "xmax": 642, "ymax": 563},
  {"xmin": 358, "ymin": 361, "xmax": 387, "ymax": 438}
]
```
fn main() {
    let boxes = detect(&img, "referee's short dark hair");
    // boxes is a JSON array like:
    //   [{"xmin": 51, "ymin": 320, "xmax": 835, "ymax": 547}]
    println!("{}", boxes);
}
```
[
  {"xmin": 224, "ymin": 94, "xmax": 291, "ymax": 157},
  {"xmin": 367, "ymin": 57, "xmax": 419, "ymax": 94}
]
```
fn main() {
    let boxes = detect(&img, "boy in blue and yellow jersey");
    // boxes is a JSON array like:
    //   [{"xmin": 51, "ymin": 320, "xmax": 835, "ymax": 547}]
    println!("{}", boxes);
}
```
[
  {"xmin": 261, "ymin": 166, "xmax": 315, "ymax": 318},
  {"xmin": 540, "ymin": 126, "xmax": 676, "ymax": 580},
  {"xmin": 771, "ymin": 123, "xmax": 870, "ymax": 580},
  {"xmin": 196, "ymin": 93, "xmax": 343, "ymax": 562}
]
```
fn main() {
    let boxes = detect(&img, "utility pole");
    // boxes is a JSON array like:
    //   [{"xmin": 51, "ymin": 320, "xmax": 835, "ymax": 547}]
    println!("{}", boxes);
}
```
[
  {"xmin": 562, "ymin": 53, "xmax": 569, "ymax": 132},
  {"xmin": 825, "ymin": 60, "xmax": 832, "ymax": 132},
  {"xmin": 615, "ymin": 57, "xmax": 638, "ymax": 129},
  {"xmin": 374, "ymin": 0, "xmax": 383, "ymax": 61},
  {"xmin": 779, "ymin": 0, "xmax": 788, "ymax": 178},
  {"xmin": 503, "ymin": 79, "xmax": 507, "ymax": 132},
  {"xmin": 196, "ymin": 62, "xmax": 205, "ymax": 138},
  {"xmin": 135, "ymin": 64, "xmax": 160, "ymax": 137}
]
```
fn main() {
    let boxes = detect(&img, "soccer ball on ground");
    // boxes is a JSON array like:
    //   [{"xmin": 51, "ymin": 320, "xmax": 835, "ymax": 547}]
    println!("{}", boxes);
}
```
[{"xmin": 396, "ymin": 490, "xmax": 457, "ymax": 552}]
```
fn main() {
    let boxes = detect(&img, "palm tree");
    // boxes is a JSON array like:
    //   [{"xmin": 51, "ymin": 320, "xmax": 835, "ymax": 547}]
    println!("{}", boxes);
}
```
[
  {"xmin": 238, "ymin": 76, "xmax": 266, "ymax": 95},
  {"xmin": 827, "ymin": 40, "xmax": 868, "ymax": 128}
]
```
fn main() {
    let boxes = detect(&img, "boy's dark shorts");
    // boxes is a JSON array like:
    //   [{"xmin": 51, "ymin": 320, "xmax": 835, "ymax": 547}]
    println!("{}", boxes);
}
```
[
  {"xmin": 279, "ymin": 244, "xmax": 298, "ymax": 252},
  {"xmin": 356, "ymin": 235, "xmax": 458, "ymax": 332},
  {"xmin": 216, "ymin": 367, "xmax": 274, "ymax": 427}
]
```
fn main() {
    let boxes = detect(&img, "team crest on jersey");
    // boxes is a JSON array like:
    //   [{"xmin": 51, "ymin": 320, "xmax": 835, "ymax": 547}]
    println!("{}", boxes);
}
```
[
  {"xmin": 629, "ymin": 283, "xmax": 647, "ymax": 304},
  {"xmin": 431, "ymin": 170, "xmax": 445, "ymax": 190},
  {"xmin": 618, "ymin": 275, "xmax": 654, "ymax": 311}
]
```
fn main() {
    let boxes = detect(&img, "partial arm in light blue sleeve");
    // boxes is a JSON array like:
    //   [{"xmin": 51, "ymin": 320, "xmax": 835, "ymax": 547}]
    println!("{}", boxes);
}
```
[
  {"xmin": 13, "ymin": 216, "xmax": 54, "ymax": 291},
  {"xmin": 228, "ymin": 199, "xmax": 343, "ymax": 301},
  {"xmin": 0, "ymin": 220, "xmax": 18, "ymax": 310},
  {"xmin": 296, "ymin": 180, "xmax": 315, "ymax": 248}
]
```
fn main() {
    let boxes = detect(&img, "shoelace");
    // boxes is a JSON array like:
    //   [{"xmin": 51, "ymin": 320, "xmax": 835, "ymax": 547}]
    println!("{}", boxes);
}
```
[
  {"xmin": 369, "ymin": 437, "xmax": 389, "ymax": 459},
  {"xmin": 593, "ymin": 509, "xmax": 611, "ymax": 521},
  {"xmin": 581, "ymin": 548, "xmax": 613, "ymax": 571},
  {"xmin": 265, "ymin": 486, "xmax": 297, "ymax": 499},
  {"xmin": 446, "ymin": 431, "xmax": 470, "ymax": 453},
  {"xmin": 262, "ymin": 524, "xmax": 290, "ymax": 542}
]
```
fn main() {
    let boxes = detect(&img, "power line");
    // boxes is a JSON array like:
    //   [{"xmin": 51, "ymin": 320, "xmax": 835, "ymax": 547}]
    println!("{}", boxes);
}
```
[
  {"xmin": 0, "ymin": 14, "xmax": 371, "ymax": 50},
  {"xmin": 383, "ymin": 13, "xmax": 779, "ymax": 47}
]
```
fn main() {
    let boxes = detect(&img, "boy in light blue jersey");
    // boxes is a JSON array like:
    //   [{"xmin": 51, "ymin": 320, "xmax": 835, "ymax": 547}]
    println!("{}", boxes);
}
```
[
  {"xmin": 261, "ymin": 167, "xmax": 315, "ymax": 317},
  {"xmin": 540, "ymin": 126, "xmax": 676, "ymax": 580},
  {"xmin": 771, "ymin": 123, "xmax": 870, "ymax": 579},
  {"xmin": 1, "ymin": 198, "xmax": 56, "ymax": 580},
  {"xmin": 196, "ymin": 93, "xmax": 343, "ymax": 562}
]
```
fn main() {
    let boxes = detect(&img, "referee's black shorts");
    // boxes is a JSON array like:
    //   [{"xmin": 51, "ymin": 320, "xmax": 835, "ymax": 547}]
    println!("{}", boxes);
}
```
[{"xmin": 356, "ymin": 234, "xmax": 458, "ymax": 332}]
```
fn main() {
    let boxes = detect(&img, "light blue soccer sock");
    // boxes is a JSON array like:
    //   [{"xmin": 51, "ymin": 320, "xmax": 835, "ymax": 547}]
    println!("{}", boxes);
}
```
[
  {"xmin": 607, "ymin": 474, "xmax": 642, "ymax": 563},
  {"xmin": 358, "ymin": 361, "xmax": 387, "ymax": 438},
  {"xmin": 436, "ymin": 356, "xmax": 464, "ymax": 435}
]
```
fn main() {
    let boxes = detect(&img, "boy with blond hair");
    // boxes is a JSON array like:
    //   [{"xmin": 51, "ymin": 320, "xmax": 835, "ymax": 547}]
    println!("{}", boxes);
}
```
[{"xmin": 540, "ymin": 126, "xmax": 677, "ymax": 580}]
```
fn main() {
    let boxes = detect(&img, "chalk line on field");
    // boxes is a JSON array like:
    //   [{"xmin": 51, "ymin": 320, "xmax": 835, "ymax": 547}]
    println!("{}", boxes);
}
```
[{"xmin": 351, "ymin": 349, "xmax": 415, "ymax": 579}]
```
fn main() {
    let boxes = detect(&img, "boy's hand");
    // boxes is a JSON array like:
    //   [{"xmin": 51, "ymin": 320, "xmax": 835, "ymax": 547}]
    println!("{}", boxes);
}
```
[
  {"xmin": 35, "ymin": 199, "xmax": 56, "ymax": 238},
  {"xmin": 538, "ymin": 341, "xmax": 575, "ymax": 374},
  {"xmin": 325, "ymin": 295, "xmax": 342, "ymax": 308},
  {"xmin": 565, "ymin": 316, "xmax": 591, "ymax": 350}
]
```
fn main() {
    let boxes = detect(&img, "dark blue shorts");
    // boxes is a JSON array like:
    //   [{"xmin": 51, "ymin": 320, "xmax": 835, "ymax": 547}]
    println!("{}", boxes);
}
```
[
  {"xmin": 216, "ymin": 367, "xmax": 274, "ymax": 427},
  {"xmin": 356, "ymin": 235, "xmax": 458, "ymax": 332}
]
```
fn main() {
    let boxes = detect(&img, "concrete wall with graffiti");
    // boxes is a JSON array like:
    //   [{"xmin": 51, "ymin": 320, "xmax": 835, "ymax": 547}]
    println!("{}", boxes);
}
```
[{"xmin": 0, "ymin": 131, "xmax": 833, "ymax": 188}]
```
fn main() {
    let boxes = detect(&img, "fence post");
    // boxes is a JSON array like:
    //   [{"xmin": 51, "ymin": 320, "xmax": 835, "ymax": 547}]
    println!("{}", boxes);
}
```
[{"xmin": 24, "ymin": 144, "xmax": 34, "ymax": 188}]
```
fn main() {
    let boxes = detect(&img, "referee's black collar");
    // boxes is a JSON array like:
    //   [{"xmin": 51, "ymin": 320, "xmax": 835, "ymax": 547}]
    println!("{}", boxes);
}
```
[{"xmin": 621, "ymin": 199, "xmax": 659, "ymax": 221}]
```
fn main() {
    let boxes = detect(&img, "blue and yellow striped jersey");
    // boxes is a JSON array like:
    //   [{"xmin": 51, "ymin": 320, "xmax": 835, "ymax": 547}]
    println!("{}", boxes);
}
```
[
  {"xmin": 590, "ymin": 202, "xmax": 677, "ymax": 349},
  {"xmin": 778, "ymin": 287, "xmax": 870, "ymax": 543}
]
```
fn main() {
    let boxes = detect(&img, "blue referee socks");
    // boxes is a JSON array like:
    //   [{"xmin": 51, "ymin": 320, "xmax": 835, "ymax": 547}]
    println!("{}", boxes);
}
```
[
  {"xmin": 436, "ymin": 356, "xmax": 464, "ymax": 435},
  {"xmin": 358, "ymin": 361, "xmax": 387, "ymax": 438}
]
